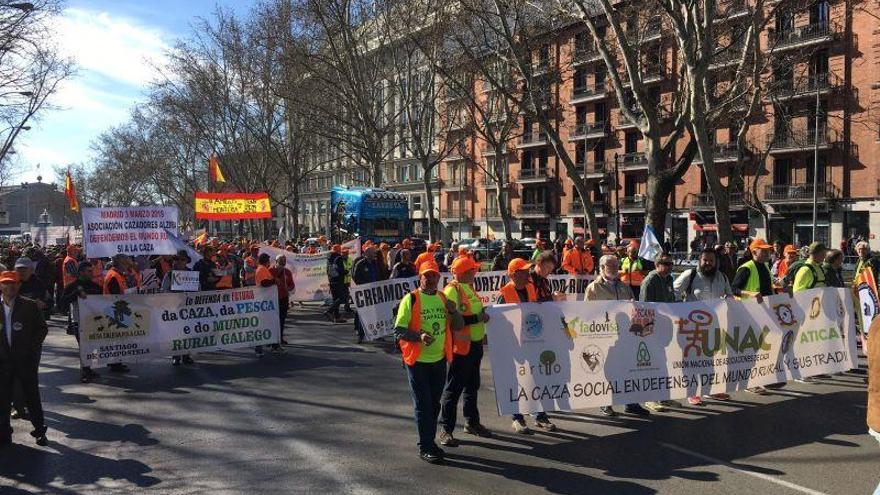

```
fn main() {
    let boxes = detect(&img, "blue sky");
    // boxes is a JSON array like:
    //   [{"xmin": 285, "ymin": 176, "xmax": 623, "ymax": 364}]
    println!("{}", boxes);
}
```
[{"xmin": 18, "ymin": 0, "xmax": 254, "ymax": 184}]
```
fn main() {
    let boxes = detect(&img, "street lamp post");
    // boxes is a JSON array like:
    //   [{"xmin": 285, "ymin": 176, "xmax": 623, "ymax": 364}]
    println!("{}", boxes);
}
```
[
  {"xmin": 811, "ymin": 79, "xmax": 820, "ymax": 242},
  {"xmin": 613, "ymin": 152, "xmax": 620, "ymax": 240}
]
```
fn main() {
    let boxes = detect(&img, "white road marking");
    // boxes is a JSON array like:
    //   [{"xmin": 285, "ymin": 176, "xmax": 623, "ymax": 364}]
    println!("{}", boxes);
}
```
[{"xmin": 659, "ymin": 442, "xmax": 829, "ymax": 495}]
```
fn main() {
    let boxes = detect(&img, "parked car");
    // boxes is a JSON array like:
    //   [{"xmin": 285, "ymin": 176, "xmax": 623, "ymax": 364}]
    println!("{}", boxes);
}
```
[
  {"xmin": 458, "ymin": 238, "xmax": 493, "ymax": 261},
  {"xmin": 520, "ymin": 237, "xmax": 538, "ymax": 250},
  {"xmin": 488, "ymin": 239, "xmax": 534, "ymax": 262}
]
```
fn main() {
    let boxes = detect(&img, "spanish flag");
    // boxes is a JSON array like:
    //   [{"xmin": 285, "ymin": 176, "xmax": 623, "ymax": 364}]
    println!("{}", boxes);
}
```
[
  {"xmin": 65, "ymin": 170, "xmax": 79, "ymax": 212},
  {"xmin": 209, "ymin": 154, "xmax": 226, "ymax": 183}
]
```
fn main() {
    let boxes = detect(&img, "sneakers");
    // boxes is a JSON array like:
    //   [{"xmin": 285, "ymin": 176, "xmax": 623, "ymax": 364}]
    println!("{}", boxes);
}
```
[
  {"xmin": 512, "ymin": 419, "xmax": 532, "ymax": 434},
  {"xmin": 438, "ymin": 431, "xmax": 459, "ymax": 447},
  {"xmin": 463, "ymin": 423, "xmax": 492, "ymax": 438},
  {"xmin": 534, "ymin": 417, "xmax": 557, "ymax": 432},
  {"xmin": 624, "ymin": 404, "xmax": 651, "ymax": 417},
  {"xmin": 794, "ymin": 377, "xmax": 815, "ymax": 384},
  {"xmin": 708, "ymin": 393, "xmax": 730, "ymax": 401},
  {"xmin": 687, "ymin": 396, "xmax": 703, "ymax": 406},
  {"xmin": 419, "ymin": 450, "xmax": 443, "ymax": 464},
  {"xmin": 599, "ymin": 406, "xmax": 617, "ymax": 417},
  {"xmin": 747, "ymin": 386, "xmax": 768, "ymax": 395},
  {"xmin": 171, "ymin": 356, "xmax": 182, "ymax": 366},
  {"xmin": 643, "ymin": 401, "xmax": 667, "ymax": 412}
]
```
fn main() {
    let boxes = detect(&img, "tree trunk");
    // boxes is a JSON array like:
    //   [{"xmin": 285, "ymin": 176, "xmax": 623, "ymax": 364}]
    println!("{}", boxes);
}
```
[
  {"xmin": 494, "ymin": 151, "xmax": 513, "ymax": 240},
  {"xmin": 424, "ymin": 170, "xmax": 437, "ymax": 243},
  {"xmin": 645, "ymin": 171, "xmax": 673, "ymax": 244},
  {"xmin": 539, "ymin": 125, "xmax": 600, "ymax": 241}
]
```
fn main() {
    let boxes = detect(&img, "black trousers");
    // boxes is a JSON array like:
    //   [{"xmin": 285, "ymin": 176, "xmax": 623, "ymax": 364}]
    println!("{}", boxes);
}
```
[
  {"xmin": 278, "ymin": 298, "xmax": 289, "ymax": 342},
  {"xmin": 328, "ymin": 283, "xmax": 348, "ymax": 317},
  {"xmin": 439, "ymin": 342, "xmax": 483, "ymax": 433},
  {"xmin": 0, "ymin": 361, "xmax": 45, "ymax": 440}
]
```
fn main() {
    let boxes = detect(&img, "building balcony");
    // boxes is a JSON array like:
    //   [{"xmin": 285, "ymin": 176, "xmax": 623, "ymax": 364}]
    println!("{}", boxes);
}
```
[
  {"xmin": 441, "ymin": 208, "xmax": 473, "ymax": 222},
  {"xmin": 387, "ymin": 175, "xmax": 440, "ymax": 190},
  {"xmin": 517, "ymin": 132, "xmax": 548, "ymax": 149},
  {"xmin": 531, "ymin": 59, "xmax": 556, "ymax": 77},
  {"xmin": 769, "ymin": 21, "xmax": 840, "ymax": 52},
  {"xmin": 773, "ymin": 72, "xmax": 841, "ymax": 101},
  {"xmin": 517, "ymin": 168, "xmax": 551, "ymax": 183},
  {"xmin": 620, "ymin": 195, "xmax": 646, "ymax": 212},
  {"xmin": 622, "ymin": 66, "xmax": 663, "ymax": 87},
  {"xmin": 692, "ymin": 142, "xmax": 745, "ymax": 164},
  {"xmin": 620, "ymin": 151, "xmax": 649, "ymax": 170},
  {"xmin": 483, "ymin": 175, "xmax": 511, "ymax": 188},
  {"xmin": 709, "ymin": 45, "xmax": 744, "ymax": 70},
  {"xmin": 618, "ymin": 111, "xmax": 641, "ymax": 130},
  {"xmin": 767, "ymin": 127, "xmax": 837, "ymax": 154},
  {"xmin": 691, "ymin": 191, "xmax": 745, "ymax": 209},
  {"xmin": 627, "ymin": 19, "xmax": 663, "ymax": 44},
  {"xmin": 574, "ymin": 160, "xmax": 608, "ymax": 179},
  {"xmin": 571, "ymin": 45, "xmax": 603, "ymax": 66},
  {"xmin": 569, "ymin": 200, "xmax": 607, "ymax": 216},
  {"xmin": 763, "ymin": 182, "xmax": 840, "ymax": 202},
  {"xmin": 568, "ymin": 121, "xmax": 608, "ymax": 141},
  {"xmin": 570, "ymin": 82, "xmax": 607, "ymax": 104},
  {"xmin": 715, "ymin": 0, "xmax": 750, "ymax": 22},
  {"xmin": 516, "ymin": 203, "xmax": 550, "ymax": 217},
  {"xmin": 443, "ymin": 178, "xmax": 470, "ymax": 192},
  {"xmin": 485, "ymin": 207, "xmax": 504, "ymax": 220}
]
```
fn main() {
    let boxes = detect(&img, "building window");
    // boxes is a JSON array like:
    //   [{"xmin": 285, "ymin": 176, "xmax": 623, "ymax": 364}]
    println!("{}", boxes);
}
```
[
  {"xmin": 773, "ymin": 159, "xmax": 791, "ymax": 185},
  {"xmin": 412, "ymin": 195, "xmax": 422, "ymax": 211}
]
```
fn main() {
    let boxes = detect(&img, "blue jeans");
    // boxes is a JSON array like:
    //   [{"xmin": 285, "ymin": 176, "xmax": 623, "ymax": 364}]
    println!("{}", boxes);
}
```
[{"xmin": 406, "ymin": 359, "xmax": 447, "ymax": 452}]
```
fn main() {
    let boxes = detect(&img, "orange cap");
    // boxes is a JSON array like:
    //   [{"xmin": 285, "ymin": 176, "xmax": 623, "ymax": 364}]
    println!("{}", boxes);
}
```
[
  {"xmin": 362, "ymin": 240, "xmax": 375, "ymax": 250},
  {"xmin": 380, "ymin": 242, "xmax": 390, "ymax": 251},
  {"xmin": 419, "ymin": 262, "xmax": 440, "ymax": 276},
  {"xmin": 564, "ymin": 239, "xmax": 573, "ymax": 246},
  {"xmin": 783, "ymin": 244, "xmax": 797, "ymax": 254},
  {"xmin": 507, "ymin": 258, "xmax": 533, "ymax": 275},
  {"xmin": 749, "ymin": 238, "xmax": 772, "ymax": 251},
  {"xmin": 451, "ymin": 256, "xmax": 480, "ymax": 276},
  {"xmin": 0, "ymin": 271, "xmax": 20, "ymax": 283}
]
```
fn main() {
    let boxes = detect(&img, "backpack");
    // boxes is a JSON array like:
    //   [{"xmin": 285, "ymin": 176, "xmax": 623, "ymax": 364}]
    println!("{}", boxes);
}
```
[
  {"xmin": 681, "ymin": 268, "xmax": 729, "ymax": 301},
  {"xmin": 783, "ymin": 260, "xmax": 818, "ymax": 290}
]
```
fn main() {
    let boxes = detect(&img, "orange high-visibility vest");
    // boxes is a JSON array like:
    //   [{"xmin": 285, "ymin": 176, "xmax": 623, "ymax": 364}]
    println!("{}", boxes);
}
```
[
  {"xmin": 243, "ymin": 256, "xmax": 258, "ymax": 285},
  {"xmin": 498, "ymin": 282, "xmax": 537, "ymax": 303},
  {"xmin": 399, "ymin": 289, "xmax": 453, "ymax": 366},
  {"xmin": 445, "ymin": 280, "xmax": 476, "ymax": 356},
  {"xmin": 216, "ymin": 260, "xmax": 233, "ymax": 289},
  {"xmin": 620, "ymin": 257, "xmax": 647, "ymax": 287},
  {"xmin": 103, "ymin": 268, "xmax": 128, "ymax": 295},
  {"xmin": 63, "ymin": 256, "xmax": 78, "ymax": 287},
  {"xmin": 563, "ymin": 247, "xmax": 594, "ymax": 274}
]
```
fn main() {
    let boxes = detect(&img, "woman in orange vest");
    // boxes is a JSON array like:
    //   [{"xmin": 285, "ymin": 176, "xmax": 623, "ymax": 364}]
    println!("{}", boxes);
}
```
[
  {"xmin": 253, "ymin": 253, "xmax": 275, "ymax": 358},
  {"xmin": 393, "ymin": 262, "xmax": 464, "ymax": 464},
  {"xmin": 497, "ymin": 258, "xmax": 557, "ymax": 434},
  {"xmin": 62, "ymin": 245, "xmax": 80, "ymax": 288}
]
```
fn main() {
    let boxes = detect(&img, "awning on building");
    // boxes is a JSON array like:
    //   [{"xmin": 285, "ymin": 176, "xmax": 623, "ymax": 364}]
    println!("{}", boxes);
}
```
[{"xmin": 693, "ymin": 223, "xmax": 748, "ymax": 233}]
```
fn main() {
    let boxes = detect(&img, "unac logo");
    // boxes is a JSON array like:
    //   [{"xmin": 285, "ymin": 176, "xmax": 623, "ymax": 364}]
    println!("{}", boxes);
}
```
[
  {"xmin": 636, "ymin": 342, "xmax": 651, "ymax": 367},
  {"xmin": 524, "ymin": 312, "xmax": 544, "ymax": 339}
]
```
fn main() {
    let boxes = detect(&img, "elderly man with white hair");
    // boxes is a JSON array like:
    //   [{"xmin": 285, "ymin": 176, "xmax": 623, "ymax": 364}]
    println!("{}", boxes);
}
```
[
  {"xmin": 585, "ymin": 254, "xmax": 650, "ymax": 418},
  {"xmin": 855, "ymin": 241, "xmax": 880, "ymax": 281}
]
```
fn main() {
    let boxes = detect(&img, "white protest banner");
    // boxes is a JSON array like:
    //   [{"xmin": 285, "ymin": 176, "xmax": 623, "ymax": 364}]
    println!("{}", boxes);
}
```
[
  {"xmin": 31, "ymin": 225, "xmax": 77, "ymax": 246},
  {"xmin": 82, "ymin": 206, "xmax": 180, "ymax": 258},
  {"xmin": 171, "ymin": 270, "xmax": 200, "ymax": 291},
  {"xmin": 486, "ymin": 288, "xmax": 857, "ymax": 415},
  {"xmin": 258, "ymin": 244, "xmax": 331, "ymax": 301},
  {"xmin": 353, "ymin": 271, "xmax": 593, "ymax": 340},
  {"xmin": 140, "ymin": 268, "xmax": 159, "ymax": 293},
  {"xmin": 78, "ymin": 286, "xmax": 280, "ymax": 367}
]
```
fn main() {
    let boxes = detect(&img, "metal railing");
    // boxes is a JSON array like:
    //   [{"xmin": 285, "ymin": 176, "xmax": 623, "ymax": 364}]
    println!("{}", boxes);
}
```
[
  {"xmin": 767, "ymin": 126, "xmax": 836, "ymax": 150},
  {"xmin": 770, "ymin": 21, "xmax": 840, "ymax": 50},
  {"xmin": 572, "ymin": 45, "xmax": 603, "ymax": 64},
  {"xmin": 574, "ymin": 160, "xmax": 607, "ymax": 174},
  {"xmin": 441, "ymin": 208, "xmax": 472, "ymax": 220},
  {"xmin": 775, "ymin": 72, "xmax": 840, "ymax": 99},
  {"xmin": 572, "ymin": 81, "xmax": 606, "ymax": 100},
  {"xmin": 569, "ymin": 121, "xmax": 607, "ymax": 139},
  {"xmin": 518, "ymin": 168, "xmax": 549, "ymax": 180},
  {"xmin": 518, "ymin": 132, "xmax": 548, "ymax": 145},
  {"xmin": 692, "ymin": 191, "xmax": 744, "ymax": 207},
  {"xmin": 517, "ymin": 203, "xmax": 549, "ymax": 215},
  {"xmin": 764, "ymin": 182, "xmax": 840, "ymax": 201},
  {"xmin": 620, "ymin": 151, "xmax": 649, "ymax": 166},
  {"xmin": 621, "ymin": 195, "xmax": 646, "ymax": 208}
]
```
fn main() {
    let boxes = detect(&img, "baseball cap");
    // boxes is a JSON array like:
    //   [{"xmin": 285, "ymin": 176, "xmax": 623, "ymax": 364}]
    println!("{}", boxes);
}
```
[
  {"xmin": 419, "ymin": 262, "xmax": 440, "ymax": 276},
  {"xmin": 783, "ymin": 244, "xmax": 798, "ymax": 254},
  {"xmin": 0, "ymin": 271, "xmax": 20, "ymax": 283},
  {"xmin": 808, "ymin": 242, "xmax": 827, "ymax": 254},
  {"xmin": 14, "ymin": 257, "xmax": 33, "ymax": 269},
  {"xmin": 749, "ymin": 238, "xmax": 772, "ymax": 251},
  {"xmin": 451, "ymin": 256, "xmax": 480, "ymax": 276},
  {"xmin": 507, "ymin": 258, "xmax": 533, "ymax": 275}
]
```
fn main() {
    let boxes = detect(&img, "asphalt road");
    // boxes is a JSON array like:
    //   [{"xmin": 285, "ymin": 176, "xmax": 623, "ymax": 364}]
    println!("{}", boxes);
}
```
[{"xmin": 1, "ymin": 304, "xmax": 877, "ymax": 495}]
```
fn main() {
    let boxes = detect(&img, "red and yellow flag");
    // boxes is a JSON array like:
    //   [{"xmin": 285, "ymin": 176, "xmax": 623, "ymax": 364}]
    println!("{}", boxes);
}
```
[
  {"xmin": 194, "ymin": 192, "xmax": 272, "ymax": 220},
  {"xmin": 209, "ymin": 154, "xmax": 226, "ymax": 183},
  {"xmin": 65, "ymin": 170, "xmax": 79, "ymax": 212}
]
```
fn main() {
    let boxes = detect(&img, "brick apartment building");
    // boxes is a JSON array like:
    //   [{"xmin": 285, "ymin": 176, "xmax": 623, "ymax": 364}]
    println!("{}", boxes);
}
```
[{"xmin": 299, "ymin": 0, "xmax": 880, "ymax": 249}]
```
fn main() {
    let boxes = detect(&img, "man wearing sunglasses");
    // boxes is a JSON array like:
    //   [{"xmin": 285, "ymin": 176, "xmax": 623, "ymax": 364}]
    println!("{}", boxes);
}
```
[{"xmin": 638, "ymin": 252, "xmax": 679, "ymax": 412}]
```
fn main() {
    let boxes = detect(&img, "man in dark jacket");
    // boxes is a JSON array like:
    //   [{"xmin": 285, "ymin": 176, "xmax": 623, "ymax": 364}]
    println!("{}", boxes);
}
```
[
  {"xmin": 639, "ymin": 252, "xmax": 678, "ymax": 412},
  {"xmin": 193, "ymin": 245, "xmax": 220, "ymax": 291},
  {"xmin": 16, "ymin": 258, "xmax": 50, "ymax": 317},
  {"xmin": 491, "ymin": 242, "xmax": 514, "ymax": 271},
  {"xmin": 0, "ymin": 270, "xmax": 49, "ymax": 447},
  {"xmin": 390, "ymin": 249, "xmax": 417, "ymax": 279},
  {"xmin": 59, "ymin": 261, "xmax": 103, "ymax": 382},
  {"xmin": 352, "ymin": 242, "xmax": 380, "ymax": 343},
  {"xmin": 325, "ymin": 245, "xmax": 348, "ymax": 323}
]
